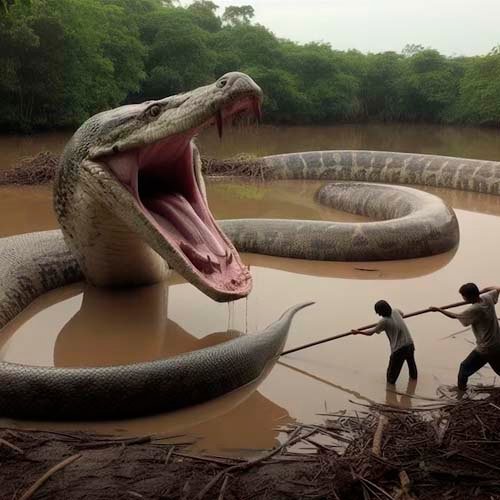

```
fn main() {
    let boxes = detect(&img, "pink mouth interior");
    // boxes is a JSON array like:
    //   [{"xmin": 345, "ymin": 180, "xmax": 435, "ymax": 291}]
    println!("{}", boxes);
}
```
[{"xmin": 105, "ymin": 98, "xmax": 260, "ymax": 295}]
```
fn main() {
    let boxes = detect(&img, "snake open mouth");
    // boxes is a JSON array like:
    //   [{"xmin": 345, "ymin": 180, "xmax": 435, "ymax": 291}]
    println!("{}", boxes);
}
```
[{"xmin": 105, "ymin": 95, "xmax": 261, "ymax": 300}]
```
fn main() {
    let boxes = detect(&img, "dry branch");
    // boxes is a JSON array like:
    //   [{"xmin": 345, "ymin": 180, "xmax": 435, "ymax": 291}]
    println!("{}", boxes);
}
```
[
  {"xmin": 19, "ymin": 453, "xmax": 81, "ymax": 500},
  {"xmin": 372, "ymin": 415, "xmax": 388, "ymax": 456},
  {"xmin": 1, "ymin": 387, "xmax": 500, "ymax": 500},
  {"xmin": 0, "ymin": 436, "xmax": 23, "ymax": 454}
]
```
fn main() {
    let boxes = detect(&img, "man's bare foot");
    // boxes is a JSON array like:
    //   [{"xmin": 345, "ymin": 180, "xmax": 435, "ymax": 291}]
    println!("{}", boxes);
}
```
[
  {"xmin": 439, "ymin": 384, "xmax": 467, "ymax": 401},
  {"xmin": 450, "ymin": 385, "xmax": 467, "ymax": 400}
]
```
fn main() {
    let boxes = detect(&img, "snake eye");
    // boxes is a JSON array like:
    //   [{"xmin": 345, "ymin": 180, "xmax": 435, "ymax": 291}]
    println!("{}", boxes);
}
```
[
  {"xmin": 148, "ymin": 105, "xmax": 161, "ymax": 117},
  {"xmin": 216, "ymin": 78, "xmax": 228, "ymax": 89}
]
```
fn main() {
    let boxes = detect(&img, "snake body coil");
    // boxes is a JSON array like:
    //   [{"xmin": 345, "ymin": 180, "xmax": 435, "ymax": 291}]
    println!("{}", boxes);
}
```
[{"xmin": 1, "ymin": 75, "xmax": 499, "ymax": 420}]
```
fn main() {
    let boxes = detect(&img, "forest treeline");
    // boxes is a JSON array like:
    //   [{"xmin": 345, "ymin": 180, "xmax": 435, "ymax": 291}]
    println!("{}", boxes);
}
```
[{"xmin": 1, "ymin": 0, "xmax": 500, "ymax": 132}]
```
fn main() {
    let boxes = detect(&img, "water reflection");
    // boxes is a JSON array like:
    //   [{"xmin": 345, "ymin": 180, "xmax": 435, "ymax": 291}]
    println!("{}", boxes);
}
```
[
  {"xmin": 278, "ymin": 360, "xmax": 376, "ymax": 406},
  {"xmin": 2, "ymin": 123, "xmax": 500, "ymax": 171},
  {"xmin": 245, "ymin": 251, "xmax": 456, "ymax": 281},
  {"xmin": 3, "ymin": 370, "xmax": 293, "ymax": 456},
  {"xmin": 0, "ymin": 281, "xmax": 294, "ymax": 455},
  {"xmin": 385, "ymin": 379, "xmax": 418, "ymax": 408},
  {"xmin": 199, "ymin": 123, "xmax": 500, "ymax": 162},
  {"xmin": 2, "ymin": 177, "xmax": 500, "ymax": 453}
]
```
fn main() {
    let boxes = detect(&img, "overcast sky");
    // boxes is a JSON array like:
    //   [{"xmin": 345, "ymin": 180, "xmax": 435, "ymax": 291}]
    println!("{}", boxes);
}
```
[{"xmin": 184, "ymin": 0, "xmax": 500, "ymax": 56}]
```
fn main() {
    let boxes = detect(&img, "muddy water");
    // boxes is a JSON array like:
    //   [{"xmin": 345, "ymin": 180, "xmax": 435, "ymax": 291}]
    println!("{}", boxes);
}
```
[
  {"xmin": 1, "ymin": 123, "xmax": 500, "ymax": 454},
  {"xmin": 3, "ymin": 122, "xmax": 500, "ymax": 169},
  {"xmin": 1, "ymin": 176, "xmax": 500, "ymax": 455}
]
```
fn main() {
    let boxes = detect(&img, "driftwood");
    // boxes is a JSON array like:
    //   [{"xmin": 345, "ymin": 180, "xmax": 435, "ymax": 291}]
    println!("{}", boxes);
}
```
[
  {"xmin": 0, "ymin": 151, "xmax": 59, "ymax": 185},
  {"xmin": 0, "ymin": 436, "xmax": 23, "ymax": 454},
  {"xmin": 201, "ymin": 154, "xmax": 267, "ymax": 180},
  {"xmin": 2, "ymin": 387, "xmax": 500, "ymax": 499},
  {"xmin": 0, "ymin": 151, "xmax": 268, "ymax": 187},
  {"xmin": 18, "ymin": 453, "xmax": 81, "ymax": 500},
  {"xmin": 372, "ymin": 414, "xmax": 388, "ymax": 456}
]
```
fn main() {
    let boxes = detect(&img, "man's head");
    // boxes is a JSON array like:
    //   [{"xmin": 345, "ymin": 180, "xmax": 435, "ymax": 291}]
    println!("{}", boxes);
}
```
[
  {"xmin": 459, "ymin": 282, "xmax": 480, "ymax": 303},
  {"xmin": 375, "ymin": 300, "xmax": 392, "ymax": 317}
]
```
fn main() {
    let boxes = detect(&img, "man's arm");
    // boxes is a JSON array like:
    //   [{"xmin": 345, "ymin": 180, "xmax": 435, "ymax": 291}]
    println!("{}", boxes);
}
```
[
  {"xmin": 429, "ymin": 306, "xmax": 462, "ymax": 319},
  {"xmin": 351, "ymin": 326, "xmax": 378, "ymax": 336},
  {"xmin": 480, "ymin": 286, "xmax": 500, "ymax": 304},
  {"xmin": 430, "ymin": 305, "xmax": 477, "ymax": 326}
]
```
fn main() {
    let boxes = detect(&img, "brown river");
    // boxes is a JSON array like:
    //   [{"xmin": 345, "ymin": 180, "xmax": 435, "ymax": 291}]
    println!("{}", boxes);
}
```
[{"xmin": 1, "ymin": 123, "xmax": 500, "ymax": 456}]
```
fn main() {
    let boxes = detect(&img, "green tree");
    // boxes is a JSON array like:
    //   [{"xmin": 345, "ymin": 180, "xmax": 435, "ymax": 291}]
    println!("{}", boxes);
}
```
[
  {"xmin": 0, "ymin": 5, "xmax": 40, "ymax": 129},
  {"xmin": 140, "ymin": 8, "xmax": 215, "ymax": 99},
  {"xmin": 0, "ymin": 0, "xmax": 146, "ymax": 131},
  {"xmin": 244, "ymin": 66, "xmax": 308, "ymax": 122},
  {"xmin": 1, "ymin": 0, "xmax": 499, "ymax": 131},
  {"xmin": 211, "ymin": 24, "xmax": 283, "ymax": 72},
  {"xmin": 362, "ymin": 52, "xmax": 405, "ymax": 120},
  {"xmin": 222, "ymin": 5, "xmax": 254, "ymax": 26},
  {"xmin": 52, "ymin": 0, "xmax": 145, "ymax": 125},
  {"xmin": 282, "ymin": 43, "xmax": 362, "ymax": 122},
  {"xmin": 454, "ymin": 49, "xmax": 500, "ymax": 125},
  {"xmin": 187, "ymin": 1, "xmax": 221, "ymax": 32},
  {"xmin": 402, "ymin": 43, "xmax": 425, "ymax": 57},
  {"xmin": 400, "ymin": 49, "xmax": 459, "ymax": 121}
]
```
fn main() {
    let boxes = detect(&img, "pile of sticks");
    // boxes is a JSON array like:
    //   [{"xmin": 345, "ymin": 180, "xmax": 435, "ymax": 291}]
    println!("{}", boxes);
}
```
[
  {"xmin": 0, "ymin": 151, "xmax": 268, "ymax": 187},
  {"xmin": 262, "ymin": 387, "xmax": 500, "ymax": 500},
  {"xmin": 201, "ymin": 154, "xmax": 268, "ymax": 180},
  {"xmin": 0, "ymin": 151, "xmax": 60, "ymax": 185},
  {"xmin": 2, "ymin": 387, "xmax": 499, "ymax": 499}
]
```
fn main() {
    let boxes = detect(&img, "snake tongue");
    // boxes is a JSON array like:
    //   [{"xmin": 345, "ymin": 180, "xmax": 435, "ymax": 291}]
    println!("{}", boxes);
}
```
[
  {"xmin": 144, "ymin": 194, "xmax": 226, "ymax": 257},
  {"xmin": 105, "ymin": 141, "xmax": 251, "ymax": 298}
]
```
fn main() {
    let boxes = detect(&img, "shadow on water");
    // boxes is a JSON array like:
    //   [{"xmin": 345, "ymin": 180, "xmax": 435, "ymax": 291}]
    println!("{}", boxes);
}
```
[
  {"xmin": 244, "ymin": 250, "xmax": 457, "ymax": 281},
  {"xmin": 2, "ymin": 143, "xmax": 500, "ymax": 453},
  {"xmin": 0, "ymin": 281, "xmax": 296, "ymax": 456}
]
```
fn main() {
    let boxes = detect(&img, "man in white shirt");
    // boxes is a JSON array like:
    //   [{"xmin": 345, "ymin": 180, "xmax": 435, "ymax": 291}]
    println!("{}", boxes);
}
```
[
  {"xmin": 352, "ymin": 300, "xmax": 417, "ymax": 385},
  {"xmin": 431, "ymin": 283, "xmax": 500, "ymax": 391}
]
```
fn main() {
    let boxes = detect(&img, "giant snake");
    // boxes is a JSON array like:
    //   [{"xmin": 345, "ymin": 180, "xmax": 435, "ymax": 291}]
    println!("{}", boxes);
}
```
[{"xmin": 1, "ymin": 72, "xmax": 499, "ymax": 420}]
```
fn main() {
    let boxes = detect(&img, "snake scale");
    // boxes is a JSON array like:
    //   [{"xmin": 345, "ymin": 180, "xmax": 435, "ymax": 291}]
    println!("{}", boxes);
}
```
[{"xmin": 1, "ymin": 72, "xmax": 499, "ymax": 420}]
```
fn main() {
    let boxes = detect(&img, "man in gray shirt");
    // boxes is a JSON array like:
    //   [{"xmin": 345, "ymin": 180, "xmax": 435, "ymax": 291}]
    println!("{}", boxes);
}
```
[
  {"xmin": 431, "ymin": 282, "xmax": 500, "ymax": 391},
  {"xmin": 352, "ymin": 300, "xmax": 417, "ymax": 385}
]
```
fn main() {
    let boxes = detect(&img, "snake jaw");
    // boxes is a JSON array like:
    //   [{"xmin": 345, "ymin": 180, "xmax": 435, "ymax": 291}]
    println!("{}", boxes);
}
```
[
  {"xmin": 98, "ymin": 101, "xmax": 260, "ymax": 301},
  {"xmin": 137, "ymin": 140, "xmax": 252, "ymax": 299},
  {"xmin": 58, "ymin": 72, "xmax": 262, "ymax": 301}
]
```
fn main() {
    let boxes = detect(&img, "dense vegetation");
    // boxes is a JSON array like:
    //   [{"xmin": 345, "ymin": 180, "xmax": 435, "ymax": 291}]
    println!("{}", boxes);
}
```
[{"xmin": 1, "ymin": 0, "xmax": 499, "ymax": 131}]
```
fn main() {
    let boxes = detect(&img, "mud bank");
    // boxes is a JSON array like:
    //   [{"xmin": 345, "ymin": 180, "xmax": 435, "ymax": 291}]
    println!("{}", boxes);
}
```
[{"xmin": 2, "ymin": 387, "xmax": 500, "ymax": 500}]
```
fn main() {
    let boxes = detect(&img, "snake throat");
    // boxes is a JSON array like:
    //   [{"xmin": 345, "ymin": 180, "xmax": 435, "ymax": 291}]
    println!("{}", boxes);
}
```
[{"xmin": 102, "ymin": 96, "xmax": 261, "ymax": 298}]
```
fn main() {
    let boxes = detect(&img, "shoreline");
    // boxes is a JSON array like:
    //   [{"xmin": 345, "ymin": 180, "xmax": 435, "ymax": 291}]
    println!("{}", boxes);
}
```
[{"xmin": 2, "ymin": 386, "xmax": 499, "ymax": 500}]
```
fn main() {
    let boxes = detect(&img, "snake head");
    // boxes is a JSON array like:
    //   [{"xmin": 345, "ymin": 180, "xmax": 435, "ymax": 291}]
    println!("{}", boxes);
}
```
[{"xmin": 56, "ymin": 73, "xmax": 263, "ymax": 302}]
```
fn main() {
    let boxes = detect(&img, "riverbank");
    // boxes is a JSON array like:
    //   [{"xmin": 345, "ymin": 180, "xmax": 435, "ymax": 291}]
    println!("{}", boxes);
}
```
[
  {"xmin": 2, "ymin": 386, "xmax": 499, "ymax": 500},
  {"xmin": 3, "ymin": 123, "xmax": 500, "ymax": 172}
]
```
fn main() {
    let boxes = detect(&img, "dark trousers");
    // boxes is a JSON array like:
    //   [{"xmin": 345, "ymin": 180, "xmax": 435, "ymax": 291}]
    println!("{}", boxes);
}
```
[
  {"xmin": 387, "ymin": 344, "xmax": 418, "ymax": 385},
  {"xmin": 458, "ymin": 348, "xmax": 500, "ymax": 390}
]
